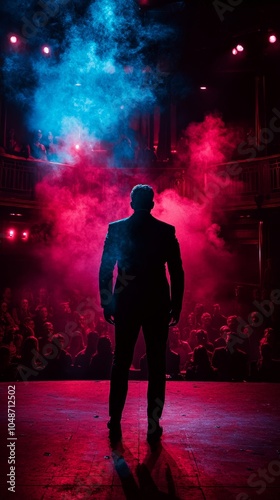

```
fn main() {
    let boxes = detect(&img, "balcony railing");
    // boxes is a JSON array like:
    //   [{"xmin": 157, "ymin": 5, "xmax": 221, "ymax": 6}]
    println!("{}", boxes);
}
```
[{"xmin": 1, "ymin": 152, "xmax": 280, "ymax": 209}]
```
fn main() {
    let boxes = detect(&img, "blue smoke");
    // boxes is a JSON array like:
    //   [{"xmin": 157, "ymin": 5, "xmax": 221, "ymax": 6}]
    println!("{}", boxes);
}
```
[{"xmin": 2, "ymin": 0, "xmax": 177, "ymax": 140}]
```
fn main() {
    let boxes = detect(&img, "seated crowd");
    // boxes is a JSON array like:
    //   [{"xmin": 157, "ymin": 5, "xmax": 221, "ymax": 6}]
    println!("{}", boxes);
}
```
[{"xmin": 0, "ymin": 286, "xmax": 280, "ymax": 383}]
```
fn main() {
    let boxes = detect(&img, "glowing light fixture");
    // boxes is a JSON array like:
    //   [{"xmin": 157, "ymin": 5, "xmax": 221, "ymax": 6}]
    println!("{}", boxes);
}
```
[
  {"xmin": 10, "ymin": 35, "xmax": 18, "ymax": 44},
  {"xmin": 269, "ymin": 34, "xmax": 277, "ymax": 44},
  {"xmin": 22, "ymin": 231, "xmax": 28, "ymax": 240},
  {"xmin": 75, "ymin": 144, "xmax": 80, "ymax": 150},
  {"xmin": 232, "ymin": 48, "xmax": 238, "ymax": 55},
  {"xmin": 200, "ymin": 86, "xmax": 207, "ymax": 90},
  {"xmin": 8, "ymin": 229, "xmax": 15, "ymax": 238},
  {"xmin": 42, "ymin": 46, "xmax": 50, "ymax": 55},
  {"xmin": 236, "ymin": 44, "xmax": 244, "ymax": 52}
]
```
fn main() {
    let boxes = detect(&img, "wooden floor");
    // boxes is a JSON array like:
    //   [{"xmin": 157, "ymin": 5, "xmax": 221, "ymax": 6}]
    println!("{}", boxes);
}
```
[{"xmin": 0, "ymin": 381, "xmax": 280, "ymax": 499}]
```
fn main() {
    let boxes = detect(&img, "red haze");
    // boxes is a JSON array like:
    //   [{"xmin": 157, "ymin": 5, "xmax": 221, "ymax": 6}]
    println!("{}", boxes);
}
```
[{"xmin": 34, "ymin": 114, "xmax": 240, "ymax": 312}]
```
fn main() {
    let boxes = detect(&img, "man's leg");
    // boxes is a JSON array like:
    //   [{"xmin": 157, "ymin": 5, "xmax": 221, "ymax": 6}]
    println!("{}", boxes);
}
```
[
  {"xmin": 142, "ymin": 315, "xmax": 169, "ymax": 436},
  {"xmin": 109, "ymin": 314, "xmax": 141, "ymax": 422}
]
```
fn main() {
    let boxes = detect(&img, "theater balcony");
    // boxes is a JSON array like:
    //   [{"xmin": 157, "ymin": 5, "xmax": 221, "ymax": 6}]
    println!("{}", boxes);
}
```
[{"xmin": 0, "ymin": 151, "xmax": 280, "ymax": 211}]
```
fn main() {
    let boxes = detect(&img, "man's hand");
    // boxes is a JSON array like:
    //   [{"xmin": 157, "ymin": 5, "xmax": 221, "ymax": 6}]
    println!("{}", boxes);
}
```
[
  {"xmin": 103, "ymin": 306, "xmax": 115, "ymax": 325},
  {"xmin": 169, "ymin": 309, "xmax": 180, "ymax": 327}
]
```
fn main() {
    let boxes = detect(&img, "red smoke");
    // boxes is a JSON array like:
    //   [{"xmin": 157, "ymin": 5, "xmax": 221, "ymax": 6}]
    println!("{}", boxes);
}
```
[
  {"xmin": 180, "ymin": 114, "xmax": 239, "ymax": 172},
  {"xmin": 35, "ymin": 114, "xmax": 240, "ymax": 313}
]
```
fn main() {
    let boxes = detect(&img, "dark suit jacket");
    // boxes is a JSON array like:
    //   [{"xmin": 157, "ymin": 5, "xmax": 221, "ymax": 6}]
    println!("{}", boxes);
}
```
[{"xmin": 99, "ymin": 210, "xmax": 184, "ymax": 316}]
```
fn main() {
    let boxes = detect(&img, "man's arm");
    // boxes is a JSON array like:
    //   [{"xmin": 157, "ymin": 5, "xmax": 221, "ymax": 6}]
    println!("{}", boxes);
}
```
[
  {"xmin": 99, "ymin": 224, "xmax": 117, "ymax": 324},
  {"xmin": 166, "ymin": 227, "xmax": 184, "ymax": 326}
]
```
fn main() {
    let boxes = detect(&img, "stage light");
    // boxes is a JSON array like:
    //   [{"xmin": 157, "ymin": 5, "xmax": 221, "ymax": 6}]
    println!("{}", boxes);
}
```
[
  {"xmin": 269, "ymin": 34, "xmax": 277, "ymax": 44},
  {"xmin": 10, "ymin": 35, "xmax": 18, "ymax": 44},
  {"xmin": 200, "ymin": 86, "xmax": 207, "ymax": 90},
  {"xmin": 75, "ymin": 144, "xmax": 80, "ymax": 150},
  {"xmin": 236, "ymin": 44, "xmax": 244, "ymax": 52},
  {"xmin": 42, "ymin": 46, "xmax": 50, "ymax": 55},
  {"xmin": 22, "ymin": 231, "xmax": 28, "ymax": 240},
  {"xmin": 232, "ymin": 48, "xmax": 238, "ymax": 55},
  {"xmin": 8, "ymin": 229, "xmax": 15, "ymax": 238}
]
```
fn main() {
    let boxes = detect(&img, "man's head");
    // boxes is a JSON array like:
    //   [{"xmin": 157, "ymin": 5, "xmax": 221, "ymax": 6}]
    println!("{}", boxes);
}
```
[
  {"xmin": 39, "ymin": 306, "xmax": 48, "ymax": 320},
  {"xmin": 130, "ymin": 184, "xmax": 154, "ymax": 211},
  {"xmin": 21, "ymin": 299, "xmax": 29, "ymax": 310},
  {"xmin": 201, "ymin": 312, "xmax": 212, "ymax": 327},
  {"xmin": 227, "ymin": 315, "xmax": 238, "ymax": 333},
  {"xmin": 43, "ymin": 322, "xmax": 54, "ymax": 339},
  {"xmin": 196, "ymin": 329, "xmax": 208, "ymax": 346},
  {"xmin": 213, "ymin": 303, "xmax": 221, "ymax": 315}
]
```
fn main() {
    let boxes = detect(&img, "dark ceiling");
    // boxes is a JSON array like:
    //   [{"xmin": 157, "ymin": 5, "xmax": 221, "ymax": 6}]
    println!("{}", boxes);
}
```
[{"xmin": 1, "ymin": 0, "xmax": 280, "ymax": 128}]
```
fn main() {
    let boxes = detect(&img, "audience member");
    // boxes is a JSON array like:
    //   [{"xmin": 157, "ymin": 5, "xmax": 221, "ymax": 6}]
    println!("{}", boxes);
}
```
[
  {"xmin": 88, "ymin": 336, "xmax": 113, "ymax": 380},
  {"xmin": 73, "ymin": 313, "xmax": 91, "ymax": 345},
  {"xmin": 34, "ymin": 306, "xmax": 51, "ymax": 337},
  {"xmin": 186, "ymin": 346, "xmax": 217, "ymax": 381},
  {"xmin": 20, "ymin": 317, "xmax": 35, "ymax": 339},
  {"xmin": 20, "ymin": 287, "xmax": 35, "ymax": 311},
  {"xmin": 53, "ymin": 301, "xmax": 73, "ymax": 333},
  {"xmin": 13, "ymin": 298, "xmax": 33, "ymax": 326},
  {"xmin": 201, "ymin": 312, "xmax": 218, "ymax": 343},
  {"xmin": 166, "ymin": 342, "xmax": 181, "ymax": 379},
  {"xmin": 95, "ymin": 314, "xmax": 109, "ymax": 336},
  {"xmin": 188, "ymin": 329, "xmax": 199, "ymax": 350},
  {"xmin": 195, "ymin": 329, "xmax": 214, "ymax": 354},
  {"xmin": 0, "ymin": 326, "xmax": 4, "ymax": 345},
  {"xmin": 193, "ymin": 303, "xmax": 204, "ymax": 328},
  {"xmin": 37, "ymin": 321, "xmax": 54, "ymax": 353},
  {"xmin": 258, "ymin": 328, "xmax": 280, "ymax": 381},
  {"xmin": 30, "ymin": 130, "xmax": 47, "ymax": 160},
  {"xmin": 13, "ymin": 333, "xmax": 23, "ymax": 359},
  {"xmin": 0, "ymin": 302, "xmax": 16, "ymax": 329},
  {"xmin": 43, "ymin": 334, "xmax": 72, "ymax": 380},
  {"xmin": 214, "ymin": 325, "xmax": 230, "ymax": 349},
  {"xmin": 181, "ymin": 312, "xmax": 195, "ymax": 341},
  {"xmin": 44, "ymin": 132, "xmax": 58, "ymax": 161},
  {"xmin": 211, "ymin": 304, "xmax": 227, "ymax": 331},
  {"xmin": 212, "ymin": 332, "xmax": 248, "ymax": 381},
  {"xmin": 74, "ymin": 331, "xmax": 99, "ymax": 377},
  {"xmin": 2, "ymin": 287, "xmax": 14, "ymax": 312},
  {"xmin": 17, "ymin": 336, "xmax": 41, "ymax": 381},
  {"xmin": 68, "ymin": 331, "xmax": 84, "ymax": 360},
  {"xmin": 0, "ymin": 346, "xmax": 17, "ymax": 381},
  {"xmin": 169, "ymin": 327, "xmax": 191, "ymax": 370},
  {"xmin": 246, "ymin": 311, "xmax": 265, "ymax": 365},
  {"xmin": 2, "ymin": 328, "xmax": 17, "ymax": 358}
]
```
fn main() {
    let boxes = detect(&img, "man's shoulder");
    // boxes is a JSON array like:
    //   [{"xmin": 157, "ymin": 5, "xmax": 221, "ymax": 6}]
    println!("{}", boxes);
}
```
[
  {"xmin": 150, "ymin": 216, "xmax": 175, "ymax": 233},
  {"xmin": 108, "ymin": 217, "xmax": 130, "ymax": 229}
]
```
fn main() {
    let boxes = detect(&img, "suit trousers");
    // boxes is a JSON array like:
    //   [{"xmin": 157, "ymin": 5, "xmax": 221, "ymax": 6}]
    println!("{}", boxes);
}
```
[{"xmin": 109, "ymin": 306, "xmax": 169, "ymax": 428}]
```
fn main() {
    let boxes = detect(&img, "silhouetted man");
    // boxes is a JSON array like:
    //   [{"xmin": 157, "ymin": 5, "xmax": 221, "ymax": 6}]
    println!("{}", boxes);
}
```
[{"xmin": 99, "ymin": 184, "xmax": 184, "ymax": 444}]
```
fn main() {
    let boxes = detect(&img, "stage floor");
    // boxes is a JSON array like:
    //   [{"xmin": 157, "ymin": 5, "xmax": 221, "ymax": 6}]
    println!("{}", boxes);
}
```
[{"xmin": 0, "ymin": 381, "xmax": 280, "ymax": 500}]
